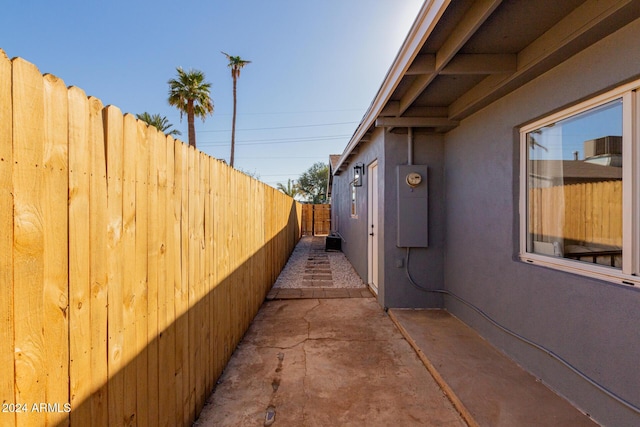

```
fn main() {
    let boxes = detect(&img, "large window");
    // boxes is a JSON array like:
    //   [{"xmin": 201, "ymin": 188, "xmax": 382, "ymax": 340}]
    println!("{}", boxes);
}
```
[{"xmin": 520, "ymin": 80, "xmax": 639, "ymax": 286}]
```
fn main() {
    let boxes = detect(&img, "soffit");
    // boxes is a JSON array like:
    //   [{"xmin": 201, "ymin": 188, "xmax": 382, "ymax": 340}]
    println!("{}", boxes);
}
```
[{"xmin": 335, "ymin": 0, "xmax": 640, "ymax": 175}]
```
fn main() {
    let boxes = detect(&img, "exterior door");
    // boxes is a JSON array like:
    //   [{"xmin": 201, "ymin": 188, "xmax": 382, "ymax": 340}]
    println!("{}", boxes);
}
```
[{"xmin": 367, "ymin": 160, "xmax": 379, "ymax": 294}]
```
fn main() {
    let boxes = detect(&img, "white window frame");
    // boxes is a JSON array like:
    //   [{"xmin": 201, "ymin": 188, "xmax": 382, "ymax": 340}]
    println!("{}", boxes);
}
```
[{"xmin": 519, "ymin": 79, "xmax": 640, "ymax": 287}]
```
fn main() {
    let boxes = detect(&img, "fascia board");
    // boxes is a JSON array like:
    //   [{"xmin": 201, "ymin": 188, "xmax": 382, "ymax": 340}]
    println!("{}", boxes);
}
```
[{"xmin": 334, "ymin": 0, "xmax": 451, "ymax": 175}]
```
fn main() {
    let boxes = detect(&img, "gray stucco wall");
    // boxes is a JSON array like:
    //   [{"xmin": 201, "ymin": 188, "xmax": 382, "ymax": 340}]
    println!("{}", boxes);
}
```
[
  {"xmin": 331, "ymin": 131, "xmax": 382, "ymax": 301},
  {"xmin": 442, "ymin": 18, "xmax": 640, "ymax": 427},
  {"xmin": 382, "ymin": 131, "xmax": 445, "ymax": 309},
  {"xmin": 332, "ymin": 127, "xmax": 446, "ymax": 309}
]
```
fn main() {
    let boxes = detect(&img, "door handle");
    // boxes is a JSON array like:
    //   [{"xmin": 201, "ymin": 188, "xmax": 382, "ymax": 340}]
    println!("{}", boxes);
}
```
[{"xmin": 369, "ymin": 233, "xmax": 374, "ymax": 236}]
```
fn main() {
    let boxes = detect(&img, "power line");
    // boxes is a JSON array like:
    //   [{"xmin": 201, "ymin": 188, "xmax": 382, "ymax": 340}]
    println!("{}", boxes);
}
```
[
  {"xmin": 199, "ymin": 134, "xmax": 349, "ymax": 146},
  {"xmin": 213, "ymin": 108, "xmax": 364, "ymax": 117},
  {"xmin": 236, "ymin": 156, "xmax": 320, "ymax": 159},
  {"xmin": 259, "ymin": 173, "xmax": 304, "ymax": 177},
  {"xmin": 199, "ymin": 121, "xmax": 359, "ymax": 133}
]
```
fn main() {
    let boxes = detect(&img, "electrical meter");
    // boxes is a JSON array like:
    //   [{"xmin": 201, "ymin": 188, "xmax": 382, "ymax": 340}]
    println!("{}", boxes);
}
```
[{"xmin": 406, "ymin": 172, "xmax": 422, "ymax": 187}]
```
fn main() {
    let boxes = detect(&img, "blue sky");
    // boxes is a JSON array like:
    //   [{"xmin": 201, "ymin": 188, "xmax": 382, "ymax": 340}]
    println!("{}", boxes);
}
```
[
  {"xmin": 1, "ymin": 0, "xmax": 423, "ymax": 187},
  {"xmin": 529, "ymin": 99, "xmax": 622, "ymax": 161}
]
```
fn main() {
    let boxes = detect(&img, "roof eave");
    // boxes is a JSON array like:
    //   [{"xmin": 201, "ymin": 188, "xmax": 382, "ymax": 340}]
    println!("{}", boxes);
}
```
[{"xmin": 334, "ymin": 0, "xmax": 451, "ymax": 175}]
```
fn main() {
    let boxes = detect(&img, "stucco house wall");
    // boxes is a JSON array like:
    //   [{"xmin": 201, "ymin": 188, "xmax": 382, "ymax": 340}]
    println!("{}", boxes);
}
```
[
  {"xmin": 331, "ymin": 11, "xmax": 640, "ymax": 427},
  {"xmin": 332, "ymin": 127, "xmax": 446, "ymax": 309},
  {"xmin": 442, "ymin": 17, "xmax": 640, "ymax": 426},
  {"xmin": 331, "ymin": 131, "xmax": 382, "ymax": 287},
  {"xmin": 382, "ymin": 131, "xmax": 445, "ymax": 309}
]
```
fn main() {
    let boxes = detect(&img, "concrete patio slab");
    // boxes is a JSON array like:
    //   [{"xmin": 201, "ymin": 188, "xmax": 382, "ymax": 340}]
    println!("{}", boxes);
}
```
[
  {"xmin": 195, "ymin": 236, "xmax": 598, "ymax": 426},
  {"xmin": 389, "ymin": 309, "xmax": 598, "ymax": 427},
  {"xmin": 195, "ymin": 298, "xmax": 466, "ymax": 426}
]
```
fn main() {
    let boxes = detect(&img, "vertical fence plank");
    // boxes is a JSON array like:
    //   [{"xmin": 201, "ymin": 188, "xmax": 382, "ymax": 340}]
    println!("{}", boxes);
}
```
[
  {"xmin": 68, "ymin": 86, "xmax": 92, "ymax": 426},
  {"xmin": 122, "ymin": 114, "xmax": 138, "ymax": 426},
  {"xmin": 134, "ymin": 121, "xmax": 149, "ymax": 427},
  {"xmin": 186, "ymin": 146, "xmax": 196, "ymax": 424},
  {"xmin": 159, "ymin": 134, "xmax": 177, "ymax": 426},
  {"xmin": 195, "ymin": 152, "xmax": 206, "ymax": 416},
  {"xmin": 211, "ymin": 159, "xmax": 224, "ymax": 381},
  {"xmin": 165, "ymin": 136, "xmax": 178, "ymax": 427},
  {"xmin": 155, "ymin": 131, "xmax": 168, "ymax": 427},
  {"xmin": 175, "ymin": 142, "xmax": 189, "ymax": 427},
  {"xmin": 88, "ymin": 95, "xmax": 109, "ymax": 426},
  {"xmin": 42, "ymin": 73, "xmax": 70, "ymax": 426},
  {"xmin": 204, "ymin": 155, "xmax": 213, "ymax": 393},
  {"xmin": 105, "ymin": 105, "xmax": 125, "ymax": 426},
  {"xmin": 0, "ymin": 50, "xmax": 15, "ymax": 427},
  {"xmin": 11, "ymin": 57, "xmax": 46, "ymax": 427},
  {"xmin": 166, "ymin": 136, "xmax": 178, "ymax": 426},
  {"xmin": 146, "ymin": 128, "xmax": 160, "ymax": 427}
]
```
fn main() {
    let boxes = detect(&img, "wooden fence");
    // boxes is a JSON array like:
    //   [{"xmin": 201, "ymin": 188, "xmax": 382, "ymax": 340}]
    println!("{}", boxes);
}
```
[
  {"xmin": 301, "ymin": 204, "xmax": 331, "ymax": 235},
  {"xmin": 0, "ymin": 52, "xmax": 302, "ymax": 427},
  {"xmin": 529, "ymin": 180, "xmax": 622, "ymax": 247}
]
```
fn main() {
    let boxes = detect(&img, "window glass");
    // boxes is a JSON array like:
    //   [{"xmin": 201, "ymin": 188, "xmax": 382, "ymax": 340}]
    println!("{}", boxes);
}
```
[
  {"xmin": 351, "ymin": 182, "xmax": 357, "ymax": 217},
  {"xmin": 526, "ymin": 99, "xmax": 623, "ymax": 269}
]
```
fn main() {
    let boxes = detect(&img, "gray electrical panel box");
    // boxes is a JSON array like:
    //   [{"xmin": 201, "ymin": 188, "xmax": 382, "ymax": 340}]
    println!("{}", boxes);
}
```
[{"xmin": 397, "ymin": 165, "xmax": 428, "ymax": 247}]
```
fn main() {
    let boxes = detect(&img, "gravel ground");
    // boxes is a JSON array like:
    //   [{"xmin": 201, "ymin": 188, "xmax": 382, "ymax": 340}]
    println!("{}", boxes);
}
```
[{"xmin": 273, "ymin": 236, "xmax": 366, "ymax": 289}]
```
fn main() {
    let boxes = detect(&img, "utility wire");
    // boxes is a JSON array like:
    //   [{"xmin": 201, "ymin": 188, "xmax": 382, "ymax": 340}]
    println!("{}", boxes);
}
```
[
  {"xmin": 213, "ymin": 108, "xmax": 364, "ymax": 117},
  {"xmin": 199, "ymin": 121, "xmax": 359, "ymax": 133},
  {"xmin": 199, "ymin": 134, "xmax": 349, "ymax": 146}
]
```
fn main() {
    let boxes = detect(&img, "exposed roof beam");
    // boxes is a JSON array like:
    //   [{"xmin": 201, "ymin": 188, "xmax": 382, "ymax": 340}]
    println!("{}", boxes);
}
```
[
  {"xmin": 406, "ymin": 54, "xmax": 436, "ymax": 75},
  {"xmin": 398, "ymin": 0, "xmax": 503, "ymax": 115},
  {"xmin": 399, "ymin": 73, "xmax": 435, "ymax": 113},
  {"xmin": 450, "ymin": 0, "xmax": 638, "ymax": 120},
  {"xmin": 380, "ymin": 101, "xmax": 400, "ymax": 116},
  {"xmin": 382, "ymin": 106, "xmax": 451, "ymax": 133},
  {"xmin": 375, "ymin": 117, "xmax": 459, "ymax": 128},
  {"xmin": 440, "ymin": 54, "xmax": 517, "ymax": 74}
]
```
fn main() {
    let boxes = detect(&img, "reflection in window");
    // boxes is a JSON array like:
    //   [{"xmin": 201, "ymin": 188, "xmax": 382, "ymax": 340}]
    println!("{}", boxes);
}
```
[
  {"xmin": 351, "ymin": 182, "xmax": 357, "ymax": 217},
  {"xmin": 527, "ymin": 99, "xmax": 623, "ymax": 268}
]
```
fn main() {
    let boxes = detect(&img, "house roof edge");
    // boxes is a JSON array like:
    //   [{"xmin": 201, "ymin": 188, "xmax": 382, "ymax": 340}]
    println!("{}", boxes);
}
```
[{"xmin": 333, "ymin": 0, "xmax": 451, "ymax": 175}]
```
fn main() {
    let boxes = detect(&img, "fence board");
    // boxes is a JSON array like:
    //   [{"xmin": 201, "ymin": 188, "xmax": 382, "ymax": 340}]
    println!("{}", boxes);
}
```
[
  {"xmin": 0, "ymin": 49, "xmax": 14, "ymax": 427},
  {"xmin": 163, "ymin": 135, "xmax": 178, "ymax": 427},
  {"xmin": 175, "ymin": 141, "xmax": 189, "ymax": 427},
  {"xmin": 12, "ymin": 57, "xmax": 46, "ymax": 426},
  {"xmin": 203, "ymin": 156, "xmax": 213, "ymax": 398},
  {"xmin": 88, "ymin": 95, "xmax": 109, "ymax": 426},
  {"xmin": 186, "ymin": 146, "xmax": 196, "ymax": 423},
  {"xmin": 122, "ymin": 113, "xmax": 138, "ymax": 426},
  {"xmin": 146, "ymin": 127, "xmax": 160, "ymax": 427},
  {"xmin": 134, "ymin": 121, "xmax": 150, "ymax": 427},
  {"xmin": 42, "ymin": 73, "xmax": 70, "ymax": 426},
  {"xmin": 156, "ymin": 130, "xmax": 170, "ymax": 427},
  {"xmin": 314, "ymin": 204, "xmax": 331, "ymax": 235},
  {"xmin": 68, "ymin": 86, "xmax": 92, "ymax": 426},
  {"xmin": 105, "ymin": 105, "xmax": 125, "ymax": 426},
  {"xmin": 195, "ymin": 152, "xmax": 206, "ymax": 415}
]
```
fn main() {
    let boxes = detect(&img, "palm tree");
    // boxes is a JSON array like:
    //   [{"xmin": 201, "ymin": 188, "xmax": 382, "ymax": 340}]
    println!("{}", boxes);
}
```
[
  {"xmin": 136, "ymin": 112, "xmax": 182, "ymax": 137},
  {"xmin": 276, "ymin": 179, "xmax": 298, "ymax": 198},
  {"xmin": 221, "ymin": 52, "xmax": 251, "ymax": 167},
  {"xmin": 167, "ymin": 67, "xmax": 214, "ymax": 148}
]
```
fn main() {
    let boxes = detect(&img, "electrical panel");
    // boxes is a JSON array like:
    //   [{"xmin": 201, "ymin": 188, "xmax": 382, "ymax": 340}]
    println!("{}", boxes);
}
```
[{"xmin": 397, "ymin": 165, "xmax": 428, "ymax": 247}]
